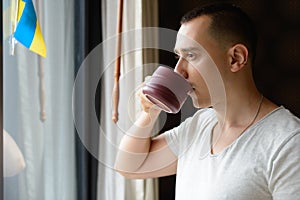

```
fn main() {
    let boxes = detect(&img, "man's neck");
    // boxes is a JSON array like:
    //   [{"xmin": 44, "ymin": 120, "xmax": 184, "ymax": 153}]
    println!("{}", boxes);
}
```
[{"xmin": 210, "ymin": 91, "xmax": 278, "ymax": 154}]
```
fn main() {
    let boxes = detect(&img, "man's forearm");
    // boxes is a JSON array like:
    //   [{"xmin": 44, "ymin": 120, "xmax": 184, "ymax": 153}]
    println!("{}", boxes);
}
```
[{"xmin": 114, "ymin": 109, "xmax": 161, "ymax": 173}]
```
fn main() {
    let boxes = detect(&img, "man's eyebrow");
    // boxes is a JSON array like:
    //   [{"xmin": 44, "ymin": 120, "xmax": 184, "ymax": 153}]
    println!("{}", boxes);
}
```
[{"xmin": 173, "ymin": 47, "xmax": 201, "ymax": 53}]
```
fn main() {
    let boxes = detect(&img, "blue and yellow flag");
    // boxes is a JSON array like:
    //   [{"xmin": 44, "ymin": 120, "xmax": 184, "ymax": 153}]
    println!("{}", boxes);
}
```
[{"xmin": 14, "ymin": 0, "xmax": 46, "ymax": 57}]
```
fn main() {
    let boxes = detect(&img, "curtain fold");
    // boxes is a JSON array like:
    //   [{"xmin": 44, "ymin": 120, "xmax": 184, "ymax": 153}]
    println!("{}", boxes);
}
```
[
  {"xmin": 97, "ymin": 0, "xmax": 159, "ymax": 199},
  {"xmin": 3, "ymin": 0, "xmax": 76, "ymax": 199}
]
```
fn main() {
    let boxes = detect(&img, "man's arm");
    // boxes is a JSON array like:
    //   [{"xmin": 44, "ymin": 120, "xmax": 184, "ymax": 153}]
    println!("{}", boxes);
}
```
[
  {"xmin": 270, "ymin": 132, "xmax": 300, "ymax": 199},
  {"xmin": 114, "ymin": 94, "xmax": 177, "ymax": 179}
]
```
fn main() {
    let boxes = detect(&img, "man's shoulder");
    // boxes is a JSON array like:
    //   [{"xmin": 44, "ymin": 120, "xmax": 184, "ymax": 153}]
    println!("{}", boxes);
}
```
[
  {"xmin": 193, "ymin": 107, "xmax": 216, "ymax": 120},
  {"xmin": 172, "ymin": 107, "xmax": 216, "ymax": 135},
  {"xmin": 260, "ymin": 106, "xmax": 300, "ymax": 132},
  {"xmin": 255, "ymin": 106, "xmax": 300, "ymax": 148}
]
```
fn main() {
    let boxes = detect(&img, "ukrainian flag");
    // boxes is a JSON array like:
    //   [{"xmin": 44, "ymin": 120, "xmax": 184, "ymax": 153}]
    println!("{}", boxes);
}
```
[{"xmin": 14, "ymin": 0, "xmax": 46, "ymax": 57}]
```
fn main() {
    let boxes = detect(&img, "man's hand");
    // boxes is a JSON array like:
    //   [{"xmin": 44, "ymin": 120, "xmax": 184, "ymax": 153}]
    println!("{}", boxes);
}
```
[
  {"xmin": 138, "ymin": 89, "xmax": 160, "ymax": 113},
  {"xmin": 138, "ymin": 78, "xmax": 162, "ymax": 114}
]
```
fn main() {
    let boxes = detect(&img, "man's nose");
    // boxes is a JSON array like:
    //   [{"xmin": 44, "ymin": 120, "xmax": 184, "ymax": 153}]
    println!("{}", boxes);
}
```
[{"xmin": 174, "ymin": 58, "xmax": 188, "ymax": 79}]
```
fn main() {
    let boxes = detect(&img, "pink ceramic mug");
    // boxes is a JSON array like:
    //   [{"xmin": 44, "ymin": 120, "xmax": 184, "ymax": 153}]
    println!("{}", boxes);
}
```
[{"xmin": 142, "ymin": 66, "xmax": 193, "ymax": 113}]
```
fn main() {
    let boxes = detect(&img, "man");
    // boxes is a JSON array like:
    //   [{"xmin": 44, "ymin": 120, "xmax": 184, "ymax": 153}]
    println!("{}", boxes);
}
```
[{"xmin": 115, "ymin": 3, "xmax": 300, "ymax": 199}]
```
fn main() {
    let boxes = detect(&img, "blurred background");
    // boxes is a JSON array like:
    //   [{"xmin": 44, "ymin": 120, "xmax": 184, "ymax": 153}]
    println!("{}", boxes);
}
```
[{"xmin": 2, "ymin": 0, "xmax": 299, "ymax": 200}]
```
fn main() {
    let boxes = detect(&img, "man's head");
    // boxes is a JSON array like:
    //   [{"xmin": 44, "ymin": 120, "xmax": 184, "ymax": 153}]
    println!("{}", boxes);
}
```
[
  {"xmin": 174, "ymin": 3, "xmax": 258, "ymax": 108},
  {"xmin": 180, "ymin": 3, "xmax": 257, "ymax": 64}
]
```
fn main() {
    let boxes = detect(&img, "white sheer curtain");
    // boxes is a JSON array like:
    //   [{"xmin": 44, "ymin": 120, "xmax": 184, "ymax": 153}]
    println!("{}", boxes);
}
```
[
  {"xmin": 3, "ymin": 0, "xmax": 76, "ymax": 199},
  {"xmin": 97, "ymin": 0, "xmax": 159, "ymax": 199}
]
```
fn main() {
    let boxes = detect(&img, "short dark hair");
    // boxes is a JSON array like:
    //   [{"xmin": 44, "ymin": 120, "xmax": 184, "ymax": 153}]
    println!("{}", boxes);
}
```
[{"xmin": 181, "ymin": 2, "xmax": 257, "ymax": 63}]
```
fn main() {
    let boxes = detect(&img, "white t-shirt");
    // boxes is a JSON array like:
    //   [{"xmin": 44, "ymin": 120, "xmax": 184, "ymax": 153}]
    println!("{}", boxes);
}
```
[{"xmin": 164, "ymin": 106, "xmax": 300, "ymax": 200}]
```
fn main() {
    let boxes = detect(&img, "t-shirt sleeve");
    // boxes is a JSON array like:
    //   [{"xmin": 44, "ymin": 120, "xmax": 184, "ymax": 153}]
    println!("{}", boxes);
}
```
[
  {"xmin": 269, "ymin": 131, "xmax": 300, "ymax": 199},
  {"xmin": 163, "ymin": 116, "xmax": 193, "ymax": 156}
]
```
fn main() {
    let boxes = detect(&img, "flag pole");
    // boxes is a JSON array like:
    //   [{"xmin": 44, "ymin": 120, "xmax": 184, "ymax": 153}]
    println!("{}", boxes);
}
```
[
  {"xmin": 10, "ymin": 0, "xmax": 19, "ymax": 55},
  {"xmin": 36, "ymin": 0, "xmax": 46, "ymax": 122},
  {"xmin": 112, "ymin": 0, "xmax": 124, "ymax": 123},
  {"xmin": 38, "ymin": 59, "xmax": 46, "ymax": 122}
]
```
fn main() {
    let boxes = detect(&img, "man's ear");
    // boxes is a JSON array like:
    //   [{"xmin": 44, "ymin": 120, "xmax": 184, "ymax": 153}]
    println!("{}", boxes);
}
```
[{"xmin": 228, "ymin": 44, "xmax": 248, "ymax": 72}]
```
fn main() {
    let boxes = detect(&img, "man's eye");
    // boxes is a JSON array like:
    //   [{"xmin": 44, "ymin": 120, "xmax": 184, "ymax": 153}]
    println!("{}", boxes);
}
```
[
  {"xmin": 186, "ymin": 53, "xmax": 195, "ymax": 60},
  {"xmin": 174, "ymin": 54, "xmax": 180, "ymax": 60}
]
